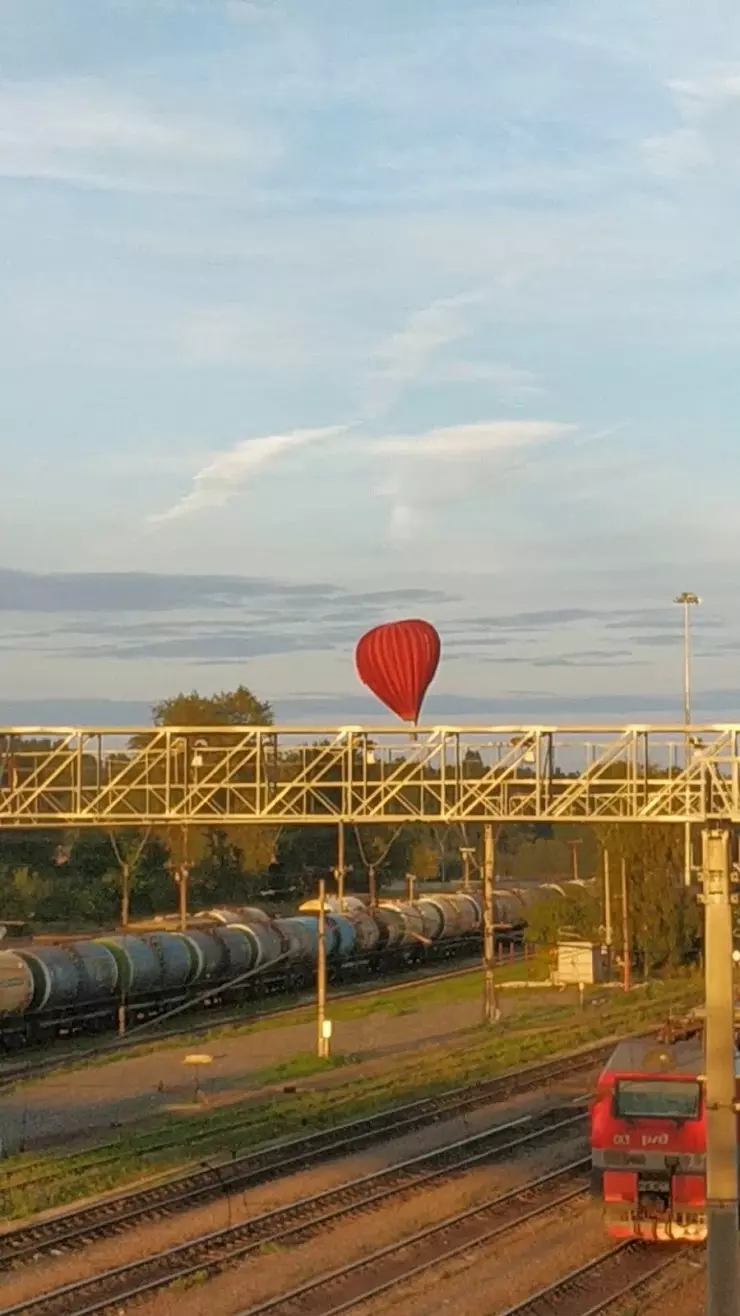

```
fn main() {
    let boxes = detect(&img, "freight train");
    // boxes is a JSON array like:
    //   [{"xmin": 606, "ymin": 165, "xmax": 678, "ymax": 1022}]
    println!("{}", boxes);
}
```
[
  {"xmin": 589, "ymin": 1029, "xmax": 737, "ymax": 1243},
  {"xmin": 0, "ymin": 890, "xmax": 507, "ymax": 1050}
]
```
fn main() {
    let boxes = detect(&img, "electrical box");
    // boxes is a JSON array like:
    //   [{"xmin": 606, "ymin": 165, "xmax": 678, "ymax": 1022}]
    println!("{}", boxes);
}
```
[{"xmin": 554, "ymin": 939, "xmax": 604, "ymax": 986}]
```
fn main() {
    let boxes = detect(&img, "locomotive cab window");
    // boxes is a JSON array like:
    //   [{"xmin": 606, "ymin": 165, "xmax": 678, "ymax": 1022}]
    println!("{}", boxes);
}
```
[{"xmin": 614, "ymin": 1079, "xmax": 701, "ymax": 1120}]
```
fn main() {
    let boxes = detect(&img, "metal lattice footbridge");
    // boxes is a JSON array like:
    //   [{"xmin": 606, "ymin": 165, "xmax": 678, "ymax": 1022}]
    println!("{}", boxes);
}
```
[{"xmin": 0, "ymin": 723, "xmax": 736, "ymax": 827}]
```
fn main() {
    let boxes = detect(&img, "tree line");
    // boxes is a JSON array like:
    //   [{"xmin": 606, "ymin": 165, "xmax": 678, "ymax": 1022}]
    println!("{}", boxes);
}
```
[{"xmin": 0, "ymin": 686, "xmax": 704, "ymax": 969}]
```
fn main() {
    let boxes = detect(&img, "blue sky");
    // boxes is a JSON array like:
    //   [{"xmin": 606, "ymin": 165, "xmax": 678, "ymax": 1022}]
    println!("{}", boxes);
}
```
[{"xmin": 0, "ymin": 0, "xmax": 739, "ymax": 724}]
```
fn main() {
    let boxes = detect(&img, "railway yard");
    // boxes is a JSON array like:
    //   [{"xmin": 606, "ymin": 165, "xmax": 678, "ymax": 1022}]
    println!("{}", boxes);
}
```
[{"xmin": 0, "ymin": 964, "xmax": 707, "ymax": 1316}]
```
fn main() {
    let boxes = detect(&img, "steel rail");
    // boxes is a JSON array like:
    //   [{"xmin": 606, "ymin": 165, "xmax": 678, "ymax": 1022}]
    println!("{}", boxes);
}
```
[
  {"xmin": 2, "ymin": 1151, "xmax": 591, "ymax": 1316},
  {"xmin": 495, "ymin": 1240, "xmax": 687, "ymax": 1316},
  {"xmin": 0, "ymin": 1102, "xmax": 587, "ymax": 1272},
  {"xmin": 231, "ymin": 1160, "xmax": 591, "ymax": 1316},
  {"xmin": 0, "ymin": 1036, "xmax": 609, "ymax": 1241}
]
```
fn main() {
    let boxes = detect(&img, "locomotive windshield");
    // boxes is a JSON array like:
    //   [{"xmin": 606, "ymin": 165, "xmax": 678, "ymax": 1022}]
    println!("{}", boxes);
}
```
[{"xmin": 614, "ymin": 1078, "xmax": 701, "ymax": 1120}]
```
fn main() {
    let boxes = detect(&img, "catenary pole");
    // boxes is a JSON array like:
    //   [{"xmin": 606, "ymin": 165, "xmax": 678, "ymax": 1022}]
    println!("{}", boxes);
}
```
[
  {"xmin": 702, "ymin": 828, "xmax": 739, "ymax": 1316},
  {"xmin": 482, "ymin": 823, "xmax": 498, "ymax": 1025},
  {"xmin": 317, "ymin": 876, "xmax": 329, "ymax": 1059}
]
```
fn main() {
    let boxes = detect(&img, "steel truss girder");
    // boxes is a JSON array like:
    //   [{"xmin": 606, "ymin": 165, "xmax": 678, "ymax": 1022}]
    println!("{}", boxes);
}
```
[{"xmin": 0, "ymin": 724, "xmax": 738, "ymax": 828}]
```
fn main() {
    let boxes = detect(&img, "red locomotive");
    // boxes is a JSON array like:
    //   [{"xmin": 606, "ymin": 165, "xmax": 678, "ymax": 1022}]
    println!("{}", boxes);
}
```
[{"xmin": 590, "ymin": 1031, "xmax": 739, "ymax": 1243}]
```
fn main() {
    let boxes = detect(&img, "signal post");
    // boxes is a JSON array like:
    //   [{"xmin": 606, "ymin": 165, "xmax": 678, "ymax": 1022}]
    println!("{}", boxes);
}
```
[{"xmin": 701, "ymin": 828, "xmax": 739, "ymax": 1316}]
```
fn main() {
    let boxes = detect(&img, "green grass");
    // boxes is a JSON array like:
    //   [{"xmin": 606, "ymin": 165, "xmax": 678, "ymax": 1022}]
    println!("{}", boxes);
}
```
[{"xmin": 0, "ymin": 974, "xmax": 700, "ymax": 1223}]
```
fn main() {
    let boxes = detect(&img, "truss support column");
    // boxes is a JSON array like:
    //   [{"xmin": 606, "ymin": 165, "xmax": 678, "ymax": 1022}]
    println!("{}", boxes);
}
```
[
  {"xmin": 482, "ymin": 823, "xmax": 498, "ymax": 1026},
  {"xmin": 702, "ymin": 828, "xmax": 739, "ymax": 1316}
]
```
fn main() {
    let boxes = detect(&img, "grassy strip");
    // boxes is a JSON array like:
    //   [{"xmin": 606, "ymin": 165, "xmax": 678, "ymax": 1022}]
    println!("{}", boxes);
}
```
[
  {"xmin": 2, "ymin": 952, "xmax": 550, "ymax": 1086},
  {"xmin": 0, "ymin": 975, "xmax": 700, "ymax": 1222}
]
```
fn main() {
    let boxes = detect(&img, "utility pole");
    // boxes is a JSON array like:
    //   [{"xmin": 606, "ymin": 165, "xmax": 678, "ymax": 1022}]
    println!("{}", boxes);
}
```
[
  {"xmin": 367, "ymin": 864, "xmax": 377, "ymax": 908},
  {"xmin": 177, "ymin": 859, "xmax": 189, "ymax": 932},
  {"xmin": 674, "ymin": 592, "xmax": 700, "ymax": 886},
  {"xmin": 406, "ymin": 872, "xmax": 416, "ymax": 903},
  {"xmin": 620, "ymin": 857, "xmax": 631, "ymax": 992},
  {"xmin": 335, "ymin": 822, "xmax": 345, "ymax": 902},
  {"xmin": 317, "ymin": 876, "xmax": 330, "ymax": 1059},
  {"xmin": 120, "ymin": 861, "xmax": 130, "ymax": 929},
  {"xmin": 701, "ymin": 828, "xmax": 739, "ymax": 1316},
  {"xmin": 567, "ymin": 838, "xmax": 583, "ymax": 883},
  {"xmin": 603, "ymin": 849, "xmax": 612, "ymax": 975},
  {"xmin": 460, "ymin": 846, "xmax": 476, "ymax": 893},
  {"xmin": 482, "ymin": 823, "xmax": 498, "ymax": 1025}
]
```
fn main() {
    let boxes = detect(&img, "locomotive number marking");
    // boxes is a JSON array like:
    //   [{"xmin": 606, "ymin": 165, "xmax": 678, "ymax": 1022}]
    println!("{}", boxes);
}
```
[
  {"xmin": 641, "ymin": 1133, "xmax": 670, "ymax": 1147},
  {"xmin": 612, "ymin": 1134, "xmax": 631, "ymax": 1145}
]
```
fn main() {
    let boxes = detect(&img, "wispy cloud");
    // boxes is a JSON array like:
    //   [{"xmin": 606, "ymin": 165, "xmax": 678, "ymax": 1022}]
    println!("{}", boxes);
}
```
[
  {"xmin": 642, "ymin": 62, "xmax": 740, "ymax": 179},
  {"xmin": 0, "ymin": 78, "xmax": 273, "ymax": 194},
  {"xmin": 361, "ymin": 290, "xmax": 483, "ymax": 418},
  {"xmin": 435, "ymin": 361, "xmax": 544, "ymax": 397},
  {"xmin": 375, "ymin": 420, "xmax": 572, "ymax": 460},
  {"xmin": 148, "ymin": 426, "xmax": 347, "ymax": 524},
  {"xmin": 372, "ymin": 420, "xmax": 576, "ymax": 538},
  {"xmin": 150, "ymin": 292, "xmax": 493, "ymax": 526}
]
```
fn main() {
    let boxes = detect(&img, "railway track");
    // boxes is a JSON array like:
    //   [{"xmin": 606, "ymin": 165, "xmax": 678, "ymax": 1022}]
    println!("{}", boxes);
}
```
[
  {"xmin": 496, "ymin": 1241, "xmax": 687, "ymax": 1316},
  {"xmin": 0, "ymin": 1094, "xmax": 587, "ymax": 1272},
  {"xmin": 1, "ymin": 1146, "xmax": 590, "ymax": 1316},
  {"xmin": 0, "ymin": 1035, "xmax": 605, "ymax": 1224}
]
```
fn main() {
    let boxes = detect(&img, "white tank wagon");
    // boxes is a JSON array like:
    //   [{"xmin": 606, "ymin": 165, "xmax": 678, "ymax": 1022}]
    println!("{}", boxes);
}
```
[
  {"xmin": 0, "ymin": 950, "xmax": 34, "ymax": 1016},
  {"xmin": 415, "ymin": 899, "xmax": 445, "ymax": 941},
  {"xmin": 204, "ymin": 906, "xmax": 272, "ymax": 925},
  {"xmin": 453, "ymin": 892, "xmax": 482, "ymax": 932},
  {"xmin": 377, "ymin": 901, "xmax": 426, "ymax": 947}
]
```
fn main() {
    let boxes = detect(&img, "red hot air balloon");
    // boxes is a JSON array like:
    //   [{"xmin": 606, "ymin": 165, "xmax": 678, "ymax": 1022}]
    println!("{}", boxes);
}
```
[{"xmin": 355, "ymin": 619, "xmax": 441, "ymax": 723}]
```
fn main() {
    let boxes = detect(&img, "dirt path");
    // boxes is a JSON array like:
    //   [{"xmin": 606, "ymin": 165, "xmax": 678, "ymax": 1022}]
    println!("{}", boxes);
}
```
[
  {"xmin": 0, "ymin": 988, "xmax": 579, "ymax": 1154},
  {"xmin": 0, "ymin": 1075, "xmax": 593, "ymax": 1310}
]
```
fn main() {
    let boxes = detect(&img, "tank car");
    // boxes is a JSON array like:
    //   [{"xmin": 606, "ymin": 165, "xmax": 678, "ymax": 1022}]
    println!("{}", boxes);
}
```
[
  {"xmin": 377, "ymin": 901, "xmax": 425, "ymax": 946},
  {"xmin": 95, "ymin": 935, "xmax": 163, "ymax": 997},
  {"xmin": 326, "ymin": 913, "xmax": 357, "ymax": 962},
  {"xmin": 0, "ymin": 950, "xmax": 34, "ymax": 1017},
  {"xmin": 589, "ymin": 1033, "xmax": 734, "ymax": 1243},
  {"xmin": 200, "ymin": 913, "xmax": 285, "ymax": 971},
  {"xmin": 16, "ymin": 945, "xmax": 82, "ymax": 1011},
  {"xmin": 68, "ymin": 941, "xmax": 119, "ymax": 1002},
  {"xmin": 145, "ymin": 932, "xmax": 195, "ymax": 991}
]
